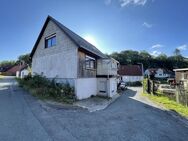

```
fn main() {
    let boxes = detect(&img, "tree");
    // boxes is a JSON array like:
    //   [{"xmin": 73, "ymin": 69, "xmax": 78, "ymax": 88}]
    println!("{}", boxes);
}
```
[
  {"xmin": 17, "ymin": 53, "xmax": 31, "ymax": 66},
  {"xmin": 109, "ymin": 49, "xmax": 188, "ymax": 71},
  {"xmin": 174, "ymin": 48, "xmax": 181, "ymax": 56},
  {"xmin": 0, "ymin": 60, "xmax": 16, "ymax": 67},
  {"xmin": 155, "ymin": 54, "xmax": 167, "ymax": 60}
]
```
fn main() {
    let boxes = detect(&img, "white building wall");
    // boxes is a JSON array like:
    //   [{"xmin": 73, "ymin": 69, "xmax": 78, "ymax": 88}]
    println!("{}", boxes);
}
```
[
  {"xmin": 122, "ymin": 76, "xmax": 143, "ymax": 82},
  {"xmin": 20, "ymin": 69, "xmax": 29, "ymax": 79},
  {"xmin": 32, "ymin": 20, "xmax": 78, "ymax": 79},
  {"xmin": 75, "ymin": 78, "xmax": 97, "ymax": 100},
  {"xmin": 97, "ymin": 77, "xmax": 117, "ymax": 97},
  {"xmin": 108, "ymin": 77, "xmax": 117, "ymax": 97}
]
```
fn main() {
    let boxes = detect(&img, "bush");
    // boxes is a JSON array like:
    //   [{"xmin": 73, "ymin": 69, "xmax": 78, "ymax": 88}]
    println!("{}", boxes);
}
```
[{"xmin": 16, "ymin": 74, "xmax": 75, "ymax": 103}]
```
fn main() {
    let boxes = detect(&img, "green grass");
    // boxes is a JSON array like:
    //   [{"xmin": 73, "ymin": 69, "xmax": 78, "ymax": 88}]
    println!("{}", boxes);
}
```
[
  {"xmin": 0, "ymin": 75, "xmax": 4, "ymax": 79},
  {"xmin": 142, "ymin": 93, "xmax": 188, "ymax": 118}
]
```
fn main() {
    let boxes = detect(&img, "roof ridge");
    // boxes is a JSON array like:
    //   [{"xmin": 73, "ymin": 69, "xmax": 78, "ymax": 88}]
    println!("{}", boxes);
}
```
[
  {"xmin": 30, "ymin": 16, "xmax": 107, "ymax": 58},
  {"xmin": 48, "ymin": 16, "xmax": 107, "ymax": 58}
]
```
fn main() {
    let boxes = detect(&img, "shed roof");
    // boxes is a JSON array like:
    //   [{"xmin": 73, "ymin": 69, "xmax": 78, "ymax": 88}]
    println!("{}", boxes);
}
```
[{"xmin": 30, "ymin": 16, "xmax": 107, "ymax": 59}]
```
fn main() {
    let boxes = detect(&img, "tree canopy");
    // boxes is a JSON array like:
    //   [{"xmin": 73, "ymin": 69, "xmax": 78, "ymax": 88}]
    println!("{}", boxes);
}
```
[
  {"xmin": 109, "ymin": 49, "xmax": 188, "ymax": 70},
  {"xmin": 0, "ymin": 53, "xmax": 31, "ymax": 67}
]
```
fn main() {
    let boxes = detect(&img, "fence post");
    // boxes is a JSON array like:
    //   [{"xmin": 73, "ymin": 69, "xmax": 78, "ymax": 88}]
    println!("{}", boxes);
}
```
[{"xmin": 175, "ymin": 85, "xmax": 179, "ymax": 104}]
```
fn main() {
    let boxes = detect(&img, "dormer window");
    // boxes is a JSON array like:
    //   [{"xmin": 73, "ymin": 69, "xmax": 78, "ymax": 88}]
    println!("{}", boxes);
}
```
[{"xmin": 45, "ymin": 34, "xmax": 56, "ymax": 48}]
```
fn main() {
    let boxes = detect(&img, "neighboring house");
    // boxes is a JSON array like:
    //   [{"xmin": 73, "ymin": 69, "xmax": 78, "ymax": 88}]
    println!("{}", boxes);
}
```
[
  {"xmin": 0, "ymin": 66, "xmax": 12, "ymax": 74},
  {"xmin": 30, "ymin": 16, "xmax": 119, "ymax": 100},
  {"xmin": 145, "ymin": 68, "xmax": 173, "ymax": 79},
  {"xmin": 118, "ymin": 65, "xmax": 143, "ymax": 82},
  {"xmin": 19, "ymin": 66, "xmax": 30, "ymax": 78},
  {"xmin": 4, "ymin": 64, "xmax": 27, "ymax": 76},
  {"xmin": 173, "ymin": 68, "xmax": 188, "ymax": 84}
]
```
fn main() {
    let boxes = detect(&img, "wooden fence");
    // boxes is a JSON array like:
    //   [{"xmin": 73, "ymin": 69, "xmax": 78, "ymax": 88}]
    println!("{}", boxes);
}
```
[
  {"xmin": 176, "ymin": 84, "xmax": 188, "ymax": 107},
  {"xmin": 144, "ymin": 78, "xmax": 188, "ymax": 107}
]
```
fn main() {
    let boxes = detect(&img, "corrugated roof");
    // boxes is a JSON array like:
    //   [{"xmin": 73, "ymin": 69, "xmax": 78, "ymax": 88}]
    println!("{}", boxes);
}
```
[
  {"xmin": 118, "ymin": 65, "xmax": 142, "ymax": 76},
  {"xmin": 30, "ymin": 16, "xmax": 107, "ymax": 59}
]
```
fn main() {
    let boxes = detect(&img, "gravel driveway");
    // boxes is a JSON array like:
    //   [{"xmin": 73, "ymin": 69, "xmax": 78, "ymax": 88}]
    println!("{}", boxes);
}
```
[{"xmin": 0, "ymin": 77, "xmax": 188, "ymax": 141}]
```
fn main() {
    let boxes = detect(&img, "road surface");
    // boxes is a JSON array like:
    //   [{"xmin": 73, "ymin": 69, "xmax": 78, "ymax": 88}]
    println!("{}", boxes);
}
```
[{"xmin": 0, "ymin": 76, "xmax": 188, "ymax": 141}]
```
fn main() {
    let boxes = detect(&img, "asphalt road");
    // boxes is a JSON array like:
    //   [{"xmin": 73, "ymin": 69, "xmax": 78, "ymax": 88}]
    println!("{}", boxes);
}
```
[{"xmin": 0, "ymin": 76, "xmax": 188, "ymax": 141}]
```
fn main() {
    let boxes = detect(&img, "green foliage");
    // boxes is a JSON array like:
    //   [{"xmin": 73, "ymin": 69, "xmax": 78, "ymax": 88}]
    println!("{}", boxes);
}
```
[
  {"xmin": 0, "ymin": 60, "xmax": 16, "ymax": 67},
  {"xmin": 17, "ymin": 53, "xmax": 31, "ymax": 66},
  {"xmin": 109, "ymin": 49, "xmax": 188, "ymax": 70},
  {"xmin": 17, "ymin": 75, "xmax": 75, "ymax": 104},
  {"xmin": 143, "ymin": 93, "xmax": 188, "ymax": 118}
]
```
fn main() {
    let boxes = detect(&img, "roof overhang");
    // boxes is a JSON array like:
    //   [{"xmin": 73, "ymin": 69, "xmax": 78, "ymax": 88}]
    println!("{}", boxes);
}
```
[{"xmin": 173, "ymin": 68, "xmax": 188, "ymax": 72}]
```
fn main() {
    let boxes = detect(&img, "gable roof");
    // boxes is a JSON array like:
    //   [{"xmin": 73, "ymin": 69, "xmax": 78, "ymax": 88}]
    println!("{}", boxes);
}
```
[
  {"xmin": 5, "ymin": 65, "xmax": 27, "ymax": 74},
  {"xmin": 30, "ymin": 16, "xmax": 107, "ymax": 59},
  {"xmin": 118, "ymin": 65, "xmax": 142, "ymax": 76}
]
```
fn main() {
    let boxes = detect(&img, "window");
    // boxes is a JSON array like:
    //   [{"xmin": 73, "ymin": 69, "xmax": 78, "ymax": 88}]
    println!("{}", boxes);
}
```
[
  {"xmin": 184, "ymin": 73, "xmax": 188, "ymax": 79},
  {"xmin": 85, "ymin": 55, "xmax": 96, "ymax": 69},
  {"xmin": 45, "ymin": 34, "xmax": 56, "ymax": 48}
]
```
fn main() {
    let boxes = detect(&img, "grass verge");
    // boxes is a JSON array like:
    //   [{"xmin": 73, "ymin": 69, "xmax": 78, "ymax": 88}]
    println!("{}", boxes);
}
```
[
  {"xmin": 142, "ymin": 93, "xmax": 188, "ymax": 118},
  {"xmin": 0, "ymin": 75, "xmax": 4, "ymax": 79}
]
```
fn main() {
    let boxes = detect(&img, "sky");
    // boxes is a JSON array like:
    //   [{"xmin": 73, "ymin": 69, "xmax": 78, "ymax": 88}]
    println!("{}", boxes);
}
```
[{"xmin": 0, "ymin": 0, "xmax": 188, "ymax": 61}]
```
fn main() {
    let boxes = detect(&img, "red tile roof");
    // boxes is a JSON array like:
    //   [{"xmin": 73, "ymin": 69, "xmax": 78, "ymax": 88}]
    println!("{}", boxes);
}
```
[
  {"xmin": 5, "ymin": 65, "xmax": 27, "ymax": 75},
  {"xmin": 118, "ymin": 65, "xmax": 142, "ymax": 76}
]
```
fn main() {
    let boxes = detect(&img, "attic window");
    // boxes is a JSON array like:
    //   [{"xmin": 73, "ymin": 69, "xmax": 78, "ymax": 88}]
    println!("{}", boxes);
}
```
[
  {"xmin": 85, "ymin": 55, "xmax": 96, "ymax": 69},
  {"xmin": 45, "ymin": 34, "xmax": 56, "ymax": 48}
]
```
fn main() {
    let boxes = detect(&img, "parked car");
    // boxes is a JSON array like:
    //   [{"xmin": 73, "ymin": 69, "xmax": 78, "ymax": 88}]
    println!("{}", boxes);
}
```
[{"xmin": 118, "ymin": 80, "xmax": 127, "ymax": 90}]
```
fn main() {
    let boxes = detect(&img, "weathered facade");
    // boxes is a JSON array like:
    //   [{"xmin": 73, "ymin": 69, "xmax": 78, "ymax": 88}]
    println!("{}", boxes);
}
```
[
  {"xmin": 30, "ymin": 16, "xmax": 119, "ymax": 100},
  {"xmin": 174, "ymin": 68, "xmax": 188, "ymax": 84}
]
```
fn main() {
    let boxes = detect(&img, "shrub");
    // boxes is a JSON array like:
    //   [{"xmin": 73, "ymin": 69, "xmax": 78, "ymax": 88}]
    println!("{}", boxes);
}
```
[{"xmin": 16, "ymin": 74, "xmax": 75, "ymax": 103}]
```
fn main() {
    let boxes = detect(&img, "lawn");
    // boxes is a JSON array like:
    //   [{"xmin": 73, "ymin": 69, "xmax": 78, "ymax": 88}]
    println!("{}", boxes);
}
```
[{"xmin": 143, "ymin": 93, "xmax": 188, "ymax": 118}]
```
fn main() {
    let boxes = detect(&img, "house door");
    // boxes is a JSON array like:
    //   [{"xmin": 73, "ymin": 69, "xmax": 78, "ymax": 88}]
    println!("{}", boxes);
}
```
[{"xmin": 98, "ymin": 80, "xmax": 107, "ymax": 96}]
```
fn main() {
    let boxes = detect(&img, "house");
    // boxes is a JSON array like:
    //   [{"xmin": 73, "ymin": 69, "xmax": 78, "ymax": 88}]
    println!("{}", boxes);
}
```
[
  {"xmin": 19, "ymin": 66, "xmax": 30, "ymax": 78},
  {"xmin": 0, "ymin": 66, "xmax": 13, "ymax": 74},
  {"xmin": 173, "ymin": 68, "xmax": 188, "ymax": 84},
  {"xmin": 145, "ymin": 68, "xmax": 173, "ymax": 79},
  {"xmin": 4, "ymin": 64, "xmax": 27, "ymax": 76},
  {"xmin": 118, "ymin": 65, "xmax": 143, "ymax": 82},
  {"xmin": 30, "ymin": 16, "xmax": 119, "ymax": 100}
]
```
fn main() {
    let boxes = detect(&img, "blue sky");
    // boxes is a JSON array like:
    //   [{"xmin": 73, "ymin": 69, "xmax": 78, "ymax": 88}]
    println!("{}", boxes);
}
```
[{"xmin": 0, "ymin": 0, "xmax": 188, "ymax": 61}]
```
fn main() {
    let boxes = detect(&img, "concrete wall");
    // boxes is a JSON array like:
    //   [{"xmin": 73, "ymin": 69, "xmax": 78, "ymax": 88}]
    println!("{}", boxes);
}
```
[
  {"xmin": 108, "ymin": 78, "xmax": 117, "ymax": 97},
  {"xmin": 97, "ymin": 78, "xmax": 107, "ymax": 97},
  {"xmin": 122, "ymin": 76, "xmax": 143, "ymax": 82},
  {"xmin": 75, "ymin": 78, "xmax": 97, "ymax": 100},
  {"xmin": 97, "ymin": 77, "xmax": 117, "ymax": 97},
  {"xmin": 32, "ymin": 20, "xmax": 78, "ymax": 79}
]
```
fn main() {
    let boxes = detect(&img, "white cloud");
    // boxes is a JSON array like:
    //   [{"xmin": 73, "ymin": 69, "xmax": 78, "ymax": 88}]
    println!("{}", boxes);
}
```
[
  {"xmin": 151, "ymin": 50, "xmax": 161, "ymax": 56},
  {"xmin": 151, "ymin": 44, "xmax": 164, "ymax": 49},
  {"xmin": 143, "ymin": 22, "xmax": 152, "ymax": 28},
  {"xmin": 177, "ymin": 44, "xmax": 187, "ymax": 51},
  {"xmin": 120, "ymin": 0, "xmax": 147, "ymax": 7}
]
